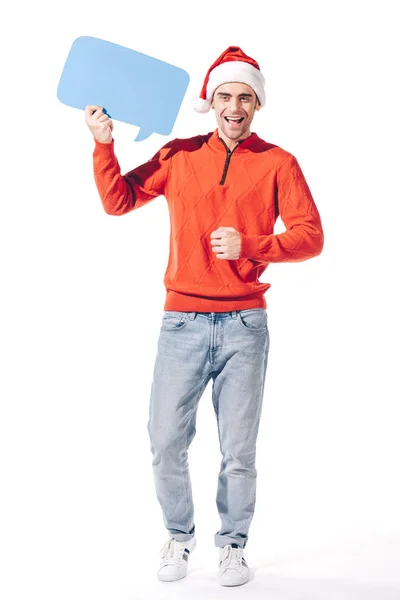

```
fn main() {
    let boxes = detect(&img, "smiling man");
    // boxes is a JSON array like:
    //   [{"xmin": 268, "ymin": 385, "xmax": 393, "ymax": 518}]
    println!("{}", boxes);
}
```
[
  {"xmin": 85, "ymin": 46, "xmax": 324, "ymax": 587},
  {"xmin": 212, "ymin": 83, "xmax": 260, "ymax": 147},
  {"xmin": 215, "ymin": 83, "xmax": 259, "ymax": 140}
]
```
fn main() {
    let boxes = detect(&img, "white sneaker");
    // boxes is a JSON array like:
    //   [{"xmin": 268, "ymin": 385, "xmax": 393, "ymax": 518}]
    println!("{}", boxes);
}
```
[
  {"xmin": 157, "ymin": 535, "xmax": 197, "ymax": 582},
  {"xmin": 218, "ymin": 543, "xmax": 250, "ymax": 587}
]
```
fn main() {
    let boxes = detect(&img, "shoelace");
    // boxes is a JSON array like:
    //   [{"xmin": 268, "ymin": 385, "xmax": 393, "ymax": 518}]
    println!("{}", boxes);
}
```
[
  {"xmin": 220, "ymin": 545, "xmax": 244, "ymax": 569},
  {"xmin": 160, "ymin": 538, "xmax": 184, "ymax": 565}
]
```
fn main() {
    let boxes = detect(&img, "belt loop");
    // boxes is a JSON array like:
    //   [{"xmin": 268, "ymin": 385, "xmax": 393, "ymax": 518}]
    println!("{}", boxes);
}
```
[
  {"xmin": 189, "ymin": 312, "xmax": 196, "ymax": 321},
  {"xmin": 232, "ymin": 310, "xmax": 237, "ymax": 320}
]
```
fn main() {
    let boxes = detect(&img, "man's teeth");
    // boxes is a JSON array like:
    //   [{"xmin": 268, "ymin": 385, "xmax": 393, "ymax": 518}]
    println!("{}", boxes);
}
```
[{"xmin": 225, "ymin": 117, "xmax": 244, "ymax": 122}]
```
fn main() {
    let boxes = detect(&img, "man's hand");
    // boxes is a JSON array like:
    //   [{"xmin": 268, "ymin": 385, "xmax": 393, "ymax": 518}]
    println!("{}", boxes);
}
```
[
  {"xmin": 85, "ymin": 105, "xmax": 114, "ymax": 143},
  {"xmin": 210, "ymin": 227, "xmax": 241, "ymax": 260}
]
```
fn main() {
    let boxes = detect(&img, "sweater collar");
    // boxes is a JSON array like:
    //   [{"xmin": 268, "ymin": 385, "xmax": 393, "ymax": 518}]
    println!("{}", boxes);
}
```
[{"xmin": 207, "ymin": 128, "xmax": 260, "ymax": 153}]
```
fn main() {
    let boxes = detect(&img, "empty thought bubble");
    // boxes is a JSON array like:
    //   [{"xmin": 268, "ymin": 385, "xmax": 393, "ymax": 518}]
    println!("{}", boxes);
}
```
[{"xmin": 57, "ymin": 36, "xmax": 190, "ymax": 141}]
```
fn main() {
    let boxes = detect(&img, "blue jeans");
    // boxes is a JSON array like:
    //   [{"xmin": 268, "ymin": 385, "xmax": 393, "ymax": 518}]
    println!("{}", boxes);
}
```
[{"xmin": 147, "ymin": 309, "xmax": 270, "ymax": 549}]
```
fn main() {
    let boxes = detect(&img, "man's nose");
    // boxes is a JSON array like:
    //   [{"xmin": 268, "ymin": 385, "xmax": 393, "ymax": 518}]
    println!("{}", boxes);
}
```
[{"xmin": 229, "ymin": 97, "xmax": 241, "ymax": 111}]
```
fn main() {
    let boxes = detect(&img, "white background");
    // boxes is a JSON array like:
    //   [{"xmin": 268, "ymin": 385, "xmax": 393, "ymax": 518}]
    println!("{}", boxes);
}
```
[{"xmin": 1, "ymin": 1, "xmax": 399, "ymax": 599}]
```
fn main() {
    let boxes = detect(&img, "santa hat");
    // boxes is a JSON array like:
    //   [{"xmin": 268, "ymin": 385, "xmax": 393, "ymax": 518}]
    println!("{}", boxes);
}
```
[{"xmin": 192, "ymin": 46, "xmax": 266, "ymax": 113}]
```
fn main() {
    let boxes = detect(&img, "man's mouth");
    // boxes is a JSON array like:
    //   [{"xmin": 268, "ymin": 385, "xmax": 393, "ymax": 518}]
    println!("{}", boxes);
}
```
[{"xmin": 224, "ymin": 116, "xmax": 245, "ymax": 125}]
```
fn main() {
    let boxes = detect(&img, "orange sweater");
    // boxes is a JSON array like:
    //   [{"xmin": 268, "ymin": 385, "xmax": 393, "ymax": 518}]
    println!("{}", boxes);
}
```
[{"xmin": 92, "ymin": 129, "xmax": 324, "ymax": 312}]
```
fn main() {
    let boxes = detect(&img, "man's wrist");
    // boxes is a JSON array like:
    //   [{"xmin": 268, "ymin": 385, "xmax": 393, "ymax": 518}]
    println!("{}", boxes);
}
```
[
  {"xmin": 94, "ymin": 136, "xmax": 114, "ymax": 145},
  {"xmin": 240, "ymin": 233, "xmax": 259, "ymax": 259}
]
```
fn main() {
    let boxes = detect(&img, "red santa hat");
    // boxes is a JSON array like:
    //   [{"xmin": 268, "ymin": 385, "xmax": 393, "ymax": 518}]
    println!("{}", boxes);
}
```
[{"xmin": 192, "ymin": 46, "xmax": 266, "ymax": 113}]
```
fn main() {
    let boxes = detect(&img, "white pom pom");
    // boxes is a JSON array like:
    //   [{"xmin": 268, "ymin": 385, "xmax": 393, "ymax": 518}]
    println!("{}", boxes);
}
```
[{"xmin": 192, "ymin": 97, "xmax": 211, "ymax": 113}]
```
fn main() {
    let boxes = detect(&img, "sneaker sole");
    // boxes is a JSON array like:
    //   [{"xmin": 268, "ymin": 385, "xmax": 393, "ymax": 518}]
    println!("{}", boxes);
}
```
[
  {"xmin": 158, "ymin": 571, "xmax": 186, "ymax": 582},
  {"xmin": 219, "ymin": 576, "xmax": 250, "ymax": 587}
]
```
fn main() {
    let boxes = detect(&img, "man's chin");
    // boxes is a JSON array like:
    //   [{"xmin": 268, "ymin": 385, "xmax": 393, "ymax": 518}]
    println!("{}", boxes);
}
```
[{"xmin": 221, "ymin": 126, "xmax": 246, "ymax": 140}]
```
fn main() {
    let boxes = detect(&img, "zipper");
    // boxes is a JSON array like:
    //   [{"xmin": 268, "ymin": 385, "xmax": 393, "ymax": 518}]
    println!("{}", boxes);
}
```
[{"xmin": 219, "ymin": 137, "xmax": 240, "ymax": 185}]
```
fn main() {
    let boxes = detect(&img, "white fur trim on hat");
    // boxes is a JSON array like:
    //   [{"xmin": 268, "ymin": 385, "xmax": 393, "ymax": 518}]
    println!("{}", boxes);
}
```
[
  {"xmin": 207, "ymin": 60, "xmax": 266, "ymax": 106},
  {"xmin": 192, "ymin": 59, "xmax": 266, "ymax": 114}
]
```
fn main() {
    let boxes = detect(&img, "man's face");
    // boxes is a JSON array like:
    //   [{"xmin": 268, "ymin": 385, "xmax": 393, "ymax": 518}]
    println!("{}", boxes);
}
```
[{"xmin": 211, "ymin": 82, "xmax": 260, "ymax": 144}]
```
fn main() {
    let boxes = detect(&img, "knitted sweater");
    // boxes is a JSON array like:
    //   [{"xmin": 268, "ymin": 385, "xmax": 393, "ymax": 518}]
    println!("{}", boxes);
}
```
[{"xmin": 92, "ymin": 128, "xmax": 324, "ymax": 312}]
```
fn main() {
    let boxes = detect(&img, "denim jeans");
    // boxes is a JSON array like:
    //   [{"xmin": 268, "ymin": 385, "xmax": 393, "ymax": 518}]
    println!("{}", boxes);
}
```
[{"xmin": 147, "ymin": 309, "xmax": 270, "ymax": 549}]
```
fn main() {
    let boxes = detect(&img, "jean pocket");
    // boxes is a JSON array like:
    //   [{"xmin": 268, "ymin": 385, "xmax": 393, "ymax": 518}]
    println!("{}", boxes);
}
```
[
  {"xmin": 161, "ymin": 312, "xmax": 189, "ymax": 332},
  {"xmin": 237, "ymin": 309, "xmax": 268, "ymax": 332}
]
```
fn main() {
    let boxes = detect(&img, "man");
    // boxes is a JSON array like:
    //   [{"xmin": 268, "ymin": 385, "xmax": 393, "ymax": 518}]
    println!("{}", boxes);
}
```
[{"xmin": 85, "ymin": 46, "xmax": 324, "ymax": 587}]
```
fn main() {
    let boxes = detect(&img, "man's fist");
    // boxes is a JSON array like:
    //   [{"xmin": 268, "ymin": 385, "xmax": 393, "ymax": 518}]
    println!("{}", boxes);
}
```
[
  {"xmin": 85, "ymin": 105, "xmax": 114, "ymax": 143},
  {"xmin": 210, "ymin": 226, "xmax": 242, "ymax": 259}
]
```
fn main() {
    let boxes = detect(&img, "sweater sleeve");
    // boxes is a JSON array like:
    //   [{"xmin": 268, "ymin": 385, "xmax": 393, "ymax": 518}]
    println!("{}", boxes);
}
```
[
  {"xmin": 239, "ymin": 155, "xmax": 324, "ymax": 263},
  {"xmin": 92, "ymin": 137, "xmax": 175, "ymax": 215}
]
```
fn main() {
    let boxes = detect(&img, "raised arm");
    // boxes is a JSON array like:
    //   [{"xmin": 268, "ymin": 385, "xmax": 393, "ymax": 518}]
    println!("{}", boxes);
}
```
[{"xmin": 85, "ymin": 105, "xmax": 174, "ymax": 216}]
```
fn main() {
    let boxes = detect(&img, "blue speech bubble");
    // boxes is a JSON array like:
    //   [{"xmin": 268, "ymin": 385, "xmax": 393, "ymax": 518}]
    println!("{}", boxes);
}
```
[{"xmin": 57, "ymin": 36, "xmax": 190, "ymax": 141}]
